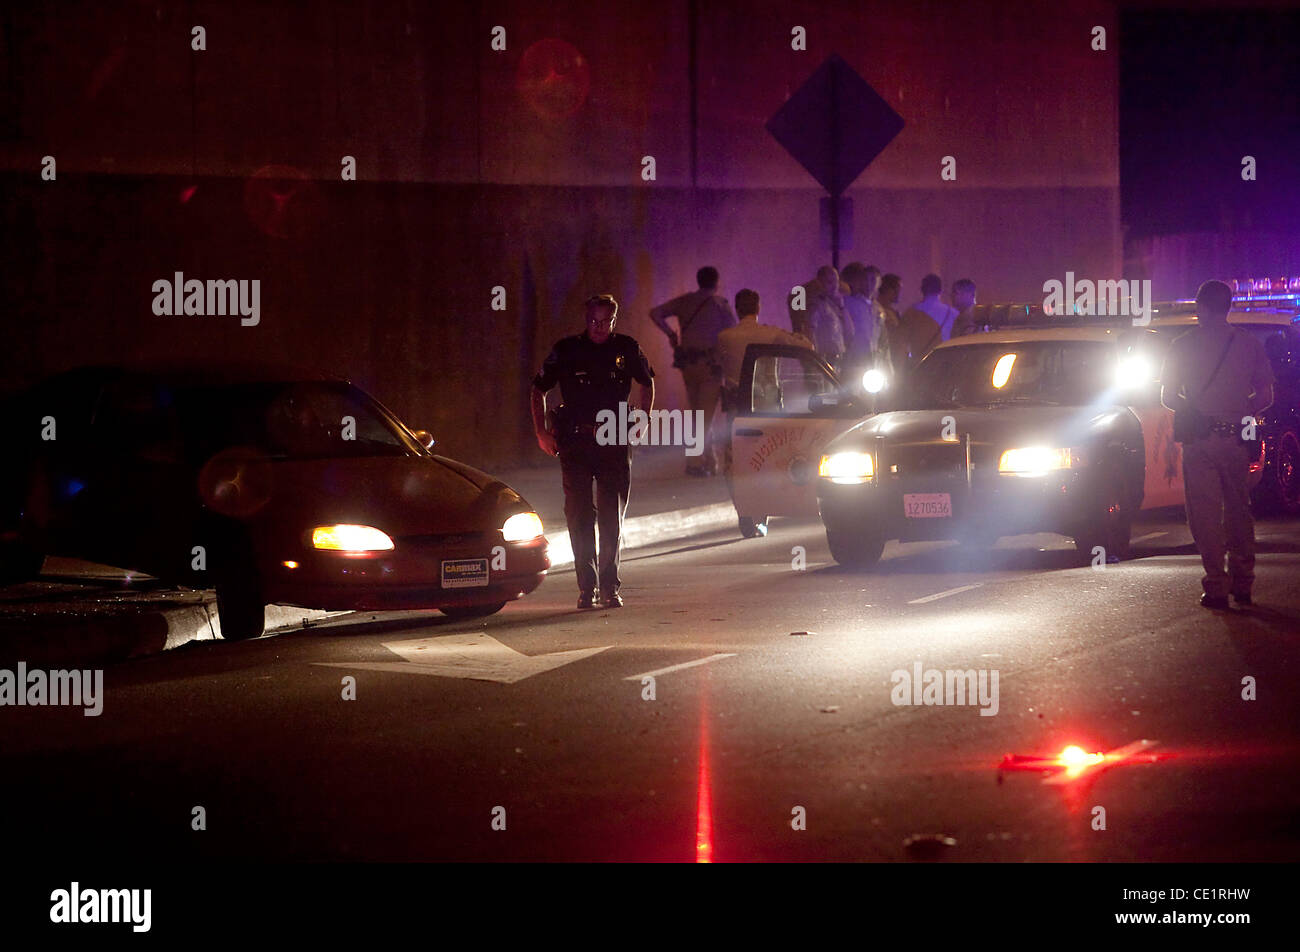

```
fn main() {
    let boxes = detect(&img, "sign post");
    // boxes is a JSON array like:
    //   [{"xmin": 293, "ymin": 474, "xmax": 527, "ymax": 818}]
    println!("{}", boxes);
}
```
[{"xmin": 766, "ymin": 54, "xmax": 905, "ymax": 268}]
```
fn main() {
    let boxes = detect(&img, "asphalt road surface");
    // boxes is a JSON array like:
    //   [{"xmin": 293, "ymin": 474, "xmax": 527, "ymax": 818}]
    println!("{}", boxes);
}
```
[{"xmin": 4, "ymin": 510, "xmax": 1298, "ymax": 863}]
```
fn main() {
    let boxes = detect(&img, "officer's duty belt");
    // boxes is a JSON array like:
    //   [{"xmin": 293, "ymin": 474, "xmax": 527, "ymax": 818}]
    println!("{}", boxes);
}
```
[{"xmin": 1207, "ymin": 421, "xmax": 1241, "ymax": 437}]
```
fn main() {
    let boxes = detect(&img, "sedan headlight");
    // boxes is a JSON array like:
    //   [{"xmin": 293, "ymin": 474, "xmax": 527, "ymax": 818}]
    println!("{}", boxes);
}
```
[
  {"xmin": 501, "ymin": 511, "xmax": 544, "ymax": 543},
  {"xmin": 311, "ymin": 524, "xmax": 395, "ymax": 551},
  {"xmin": 818, "ymin": 451, "xmax": 875, "ymax": 484},
  {"xmin": 998, "ymin": 446, "xmax": 1072, "ymax": 476}
]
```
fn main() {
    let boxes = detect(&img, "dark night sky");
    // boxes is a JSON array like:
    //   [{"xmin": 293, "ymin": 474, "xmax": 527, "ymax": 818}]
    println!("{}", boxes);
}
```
[{"xmin": 1121, "ymin": 7, "xmax": 1300, "ymax": 238}]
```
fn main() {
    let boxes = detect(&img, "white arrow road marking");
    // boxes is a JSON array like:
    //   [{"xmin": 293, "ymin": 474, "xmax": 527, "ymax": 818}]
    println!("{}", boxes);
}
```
[
  {"xmin": 315, "ymin": 632, "xmax": 610, "ymax": 684},
  {"xmin": 623, "ymin": 653, "xmax": 737, "ymax": 681},
  {"xmin": 1131, "ymin": 531, "xmax": 1167, "ymax": 544},
  {"xmin": 908, "ymin": 583, "xmax": 983, "ymax": 605}
]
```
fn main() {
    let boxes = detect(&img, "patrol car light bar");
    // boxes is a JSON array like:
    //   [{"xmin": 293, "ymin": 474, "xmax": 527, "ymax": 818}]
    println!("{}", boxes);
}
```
[
  {"xmin": 1226, "ymin": 277, "xmax": 1300, "ymax": 308},
  {"xmin": 973, "ymin": 277, "xmax": 1300, "ymax": 330},
  {"xmin": 977, "ymin": 303, "xmax": 1134, "ymax": 330},
  {"xmin": 1229, "ymin": 277, "xmax": 1300, "ymax": 294}
]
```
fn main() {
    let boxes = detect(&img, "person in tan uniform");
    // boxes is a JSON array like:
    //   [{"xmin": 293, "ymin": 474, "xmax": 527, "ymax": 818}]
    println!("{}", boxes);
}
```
[
  {"xmin": 949, "ymin": 278, "xmax": 980, "ymax": 338},
  {"xmin": 884, "ymin": 274, "xmax": 943, "ymax": 383},
  {"xmin": 649, "ymin": 266, "xmax": 737, "ymax": 477},
  {"xmin": 1160, "ymin": 280, "xmax": 1274, "ymax": 609},
  {"xmin": 716, "ymin": 288, "xmax": 812, "ymax": 504}
]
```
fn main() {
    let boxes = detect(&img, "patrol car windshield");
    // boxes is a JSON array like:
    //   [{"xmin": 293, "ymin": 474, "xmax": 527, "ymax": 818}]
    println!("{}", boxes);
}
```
[
  {"xmin": 176, "ymin": 381, "xmax": 422, "ymax": 461},
  {"xmin": 903, "ymin": 341, "xmax": 1117, "ymax": 409}
]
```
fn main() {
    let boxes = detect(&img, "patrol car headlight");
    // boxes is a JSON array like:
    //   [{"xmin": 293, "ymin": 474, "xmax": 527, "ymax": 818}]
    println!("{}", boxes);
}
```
[
  {"xmin": 1115, "ymin": 354, "xmax": 1154, "ymax": 388},
  {"xmin": 312, "ymin": 524, "xmax": 395, "ymax": 551},
  {"xmin": 502, "ymin": 511, "xmax": 544, "ymax": 543},
  {"xmin": 861, "ymin": 368, "xmax": 888, "ymax": 394},
  {"xmin": 819, "ymin": 451, "xmax": 875, "ymax": 483},
  {"xmin": 998, "ymin": 446, "xmax": 1072, "ymax": 476}
]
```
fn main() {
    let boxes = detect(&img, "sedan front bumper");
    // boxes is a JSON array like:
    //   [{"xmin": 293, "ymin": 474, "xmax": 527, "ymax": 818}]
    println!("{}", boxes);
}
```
[{"xmin": 260, "ymin": 533, "xmax": 549, "ymax": 611}]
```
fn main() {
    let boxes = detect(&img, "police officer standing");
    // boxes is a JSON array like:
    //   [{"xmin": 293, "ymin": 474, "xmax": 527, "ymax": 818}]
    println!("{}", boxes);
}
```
[
  {"xmin": 531, "ymin": 294, "xmax": 655, "ymax": 609},
  {"xmin": 1161, "ymin": 279, "xmax": 1274, "ymax": 609},
  {"xmin": 650, "ymin": 266, "xmax": 736, "ymax": 476}
]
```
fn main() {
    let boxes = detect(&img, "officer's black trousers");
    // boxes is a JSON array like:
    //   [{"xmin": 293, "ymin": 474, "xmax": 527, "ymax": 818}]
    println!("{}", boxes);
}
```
[{"xmin": 559, "ymin": 436, "xmax": 631, "ymax": 596}]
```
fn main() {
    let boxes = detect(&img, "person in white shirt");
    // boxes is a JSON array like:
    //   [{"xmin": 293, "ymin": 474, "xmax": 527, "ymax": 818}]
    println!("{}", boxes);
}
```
[
  {"xmin": 808, "ymin": 265, "xmax": 853, "ymax": 368},
  {"xmin": 905, "ymin": 273, "xmax": 960, "ymax": 341},
  {"xmin": 841, "ymin": 263, "xmax": 885, "ymax": 378},
  {"xmin": 789, "ymin": 266, "xmax": 852, "ymax": 368}
]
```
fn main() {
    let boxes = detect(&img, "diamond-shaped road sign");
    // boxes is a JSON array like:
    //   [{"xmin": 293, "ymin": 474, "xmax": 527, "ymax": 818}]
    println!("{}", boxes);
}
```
[{"xmin": 766, "ymin": 54, "xmax": 904, "ymax": 196}]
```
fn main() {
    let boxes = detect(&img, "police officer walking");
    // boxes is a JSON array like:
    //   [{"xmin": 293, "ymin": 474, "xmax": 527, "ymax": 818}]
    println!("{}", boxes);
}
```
[
  {"xmin": 1160, "ymin": 279, "xmax": 1274, "ymax": 609},
  {"xmin": 531, "ymin": 293, "xmax": 656, "ymax": 609}
]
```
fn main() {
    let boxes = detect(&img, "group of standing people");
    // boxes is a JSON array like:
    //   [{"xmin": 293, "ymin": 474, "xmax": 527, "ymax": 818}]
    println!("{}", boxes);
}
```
[
  {"xmin": 787, "ymin": 265, "xmax": 979, "ymax": 383},
  {"xmin": 645, "ymin": 264, "xmax": 980, "ymax": 475}
]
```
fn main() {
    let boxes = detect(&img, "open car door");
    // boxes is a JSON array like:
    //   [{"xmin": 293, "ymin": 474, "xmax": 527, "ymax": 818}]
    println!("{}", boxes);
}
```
[
  {"xmin": 1120, "ymin": 329, "xmax": 1186, "ymax": 510},
  {"xmin": 728, "ymin": 343, "xmax": 864, "ymax": 535}
]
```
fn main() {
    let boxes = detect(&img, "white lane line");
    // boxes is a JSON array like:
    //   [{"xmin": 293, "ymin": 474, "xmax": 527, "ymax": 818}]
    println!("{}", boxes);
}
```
[
  {"xmin": 1131, "ymin": 531, "xmax": 1167, "ymax": 544},
  {"xmin": 623, "ymin": 653, "xmax": 737, "ymax": 681},
  {"xmin": 908, "ymin": 583, "xmax": 983, "ymax": 605}
]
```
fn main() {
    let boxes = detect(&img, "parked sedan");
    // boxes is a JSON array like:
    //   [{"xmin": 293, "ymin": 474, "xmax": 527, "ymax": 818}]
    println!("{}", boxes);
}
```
[{"xmin": 0, "ymin": 363, "xmax": 550, "ymax": 639}]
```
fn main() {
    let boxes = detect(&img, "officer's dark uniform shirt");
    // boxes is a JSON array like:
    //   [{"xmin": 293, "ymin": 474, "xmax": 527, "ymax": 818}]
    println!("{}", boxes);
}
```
[{"xmin": 533, "ymin": 332, "xmax": 655, "ymax": 426}]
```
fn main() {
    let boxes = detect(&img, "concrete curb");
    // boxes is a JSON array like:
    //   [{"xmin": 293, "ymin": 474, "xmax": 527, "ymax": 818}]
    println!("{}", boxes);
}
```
[{"xmin": 0, "ymin": 595, "xmax": 343, "ymax": 668}]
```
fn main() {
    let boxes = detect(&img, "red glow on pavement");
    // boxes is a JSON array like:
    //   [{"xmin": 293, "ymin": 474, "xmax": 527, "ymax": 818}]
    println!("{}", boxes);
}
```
[
  {"xmin": 696, "ymin": 694, "xmax": 713, "ymax": 863},
  {"xmin": 179, "ymin": 185, "xmax": 197, "ymax": 203}
]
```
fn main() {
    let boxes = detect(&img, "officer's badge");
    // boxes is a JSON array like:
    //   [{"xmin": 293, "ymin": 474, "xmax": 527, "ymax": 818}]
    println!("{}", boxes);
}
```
[{"xmin": 615, "ymin": 354, "xmax": 626, "ymax": 370}]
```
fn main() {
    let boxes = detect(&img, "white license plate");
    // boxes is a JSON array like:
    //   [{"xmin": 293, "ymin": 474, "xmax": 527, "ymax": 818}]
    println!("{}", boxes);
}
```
[
  {"xmin": 441, "ymin": 558, "xmax": 489, "ymax": 588},
  {"xmin": 903, "ymin": 493, "xmax": 952, "ymax": 518}
]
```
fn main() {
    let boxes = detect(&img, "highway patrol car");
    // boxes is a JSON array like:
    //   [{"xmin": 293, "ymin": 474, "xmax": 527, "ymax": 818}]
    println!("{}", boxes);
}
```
[
  {"xmin": 727, "ymin": 302, "xmax": 1267, "ymax": 566},
  {"xmin": 812, "ymin": 319, "xmax": 1202, "ymax": 566}
]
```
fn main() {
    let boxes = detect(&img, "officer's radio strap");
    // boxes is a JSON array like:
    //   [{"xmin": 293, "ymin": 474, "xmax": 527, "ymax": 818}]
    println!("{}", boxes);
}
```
[
  {"xmin": 680, "ymin": 296, "xmax": 711, "ymax": 338},
  {"xmin": 1194, "ymin": 331, "xmax": 1237, "ymax": 407}
]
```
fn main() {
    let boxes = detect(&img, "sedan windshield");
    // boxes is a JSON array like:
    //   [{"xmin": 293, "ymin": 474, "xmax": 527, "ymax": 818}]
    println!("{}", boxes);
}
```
[
  {"xmin": 903, "ymin": 341, "xmax": 1117, "ymax": 409},
  {"xmin": 178, "ymin": 381, "xmax": 421, "ymax": 461}
]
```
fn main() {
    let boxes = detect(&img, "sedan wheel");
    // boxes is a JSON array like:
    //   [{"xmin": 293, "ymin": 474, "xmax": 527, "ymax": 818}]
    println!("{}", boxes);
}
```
[
  {"xmin": 215, "ymin": 573, "xmax": 266, "ymax": 641},
  {"xmin": 0, "ymin": 539, "xmax": 44, "ymax": 585},
  {"xmin": 212, "ymin": 530, "xmax": 266, "ymax": 641}
]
